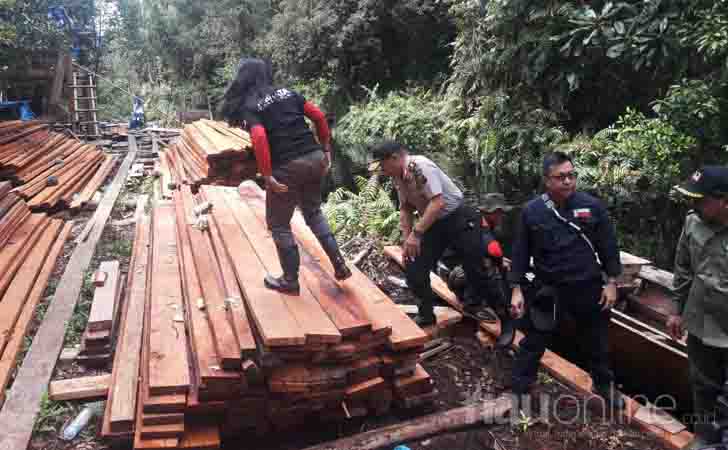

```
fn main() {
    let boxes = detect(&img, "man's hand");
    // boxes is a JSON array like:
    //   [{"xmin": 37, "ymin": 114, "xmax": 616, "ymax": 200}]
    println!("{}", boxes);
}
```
[
  {"xmin": 264, "ymin": 175, "xmax": 288, "ymax": 193},
  {"xmin": 599, "ymin": 281, "xmax": 617, "ymax": 311},
  {"xmin": 403, "ymin": 232, "xmax": 422, "ymax": 260},
  {"xmin": 667, "ymin": 314, "xmax": 685, "ymax": 341},
  {"xmin": 510, "ymin": 287, "xmax": 525, "ymax": 319}
]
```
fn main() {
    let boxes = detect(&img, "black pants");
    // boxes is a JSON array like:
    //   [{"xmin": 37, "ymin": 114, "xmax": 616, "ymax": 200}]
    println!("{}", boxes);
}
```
[
  {"xmin": 405, "ymin": 205, "xmax": 487, "ymax": 318},
  {"xmin": 687, "ymin": 334, "xmax": 728, "ymax": 440},
  {"xmin": 512, "ymin": 278, "xmax": 613, "ymax": 394}
]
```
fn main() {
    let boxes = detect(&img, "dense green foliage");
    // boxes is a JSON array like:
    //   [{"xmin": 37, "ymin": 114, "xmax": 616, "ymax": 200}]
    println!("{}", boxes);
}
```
[
  {"xmin": 323, "ymin": 176, "xmax": 400, "ymax": 244},
  {"xmin": 9, "ymin": 0, "xmax": 728, "ymax": 265}
]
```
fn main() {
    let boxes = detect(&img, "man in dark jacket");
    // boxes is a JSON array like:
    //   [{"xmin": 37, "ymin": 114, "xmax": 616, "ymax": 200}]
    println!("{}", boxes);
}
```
[{"xmin": 508, "ymin": 151, "xmax": 624, "ymax": 409}]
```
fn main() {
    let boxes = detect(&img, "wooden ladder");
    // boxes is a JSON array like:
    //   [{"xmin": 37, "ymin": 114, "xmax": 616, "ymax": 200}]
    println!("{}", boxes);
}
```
[{"xmin": 70, "ymin": 70, "xmax": 100, "ymax": 139}]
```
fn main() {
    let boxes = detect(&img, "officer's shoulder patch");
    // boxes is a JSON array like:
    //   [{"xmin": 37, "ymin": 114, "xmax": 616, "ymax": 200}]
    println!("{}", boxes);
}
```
[{"xmin": 407, "ymin": 160, "xmax": 428, "ymax": 189}]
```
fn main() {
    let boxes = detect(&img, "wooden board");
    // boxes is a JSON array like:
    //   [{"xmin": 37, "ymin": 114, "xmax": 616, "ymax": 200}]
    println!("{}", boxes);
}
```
[
  {"xmin": 109, "ymin": 203, "xmax": 150, "ymax": 432},
  {"xmin": 205, "ymin": 188, "xmax": 305, "ymax": 347},
  {"xmin": 0, "ymin": 143, "xmax": 135, "ymax": 450},
  {"xmin": 178, "ymin": 186, "xmax": 241, "ymax": 369},
  {"xmin": 203, "ymin": 200, "xmax": 256, "ymax": 359},
  {"xmin": 231, "ymin": 184, "xmax": 372, "ymax": 338},
  {"xmin": 87, "ymin": 260, "xmax": 121, "ymax": 331},
  {"xmin": 213, "ymin": 187, "xmax": 341, "ymax": 345},
  {"xmin": 393, "ymin": 364, "xmax": 432, "ymax": 398},
  {"xmin": 238, "ymin": 182, "xmax": 428, "ymax": 351},
  {"xmin": 48, "ymin": 374, "xmax": 110, "ymax": 401},
  {"xmin": 0, "ymin": 221, "xmax": 71, "ymax": 409},
  {"xmin": 0, "ymin": 219, "xmax": 62, "ymax": 357},
  {"xmin": 179, "ymin": 422, "xmax": 221, "ymax": 450},
  {"xmin": 148, "ymin": 203, "xmax": 190, "ymax": 395},
  {"xmin": 143, "ymin": 412, "xmax": 185, "ymax": 426},
  {"xmin": 172, "ymin": 192, "xmax": 239, "ymax": 392}
]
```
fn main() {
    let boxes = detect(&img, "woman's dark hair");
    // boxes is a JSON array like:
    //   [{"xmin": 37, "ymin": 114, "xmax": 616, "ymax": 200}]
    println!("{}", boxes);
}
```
[{"xmin": 220, "ymin": 58, "xmax": 274, "ymax": 123}]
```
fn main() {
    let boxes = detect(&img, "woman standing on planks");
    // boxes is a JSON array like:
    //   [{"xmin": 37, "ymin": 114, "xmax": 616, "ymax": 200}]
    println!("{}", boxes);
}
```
[{"xmin": 221, "ymin": 58, "xmax": 352, "ymax": 295}]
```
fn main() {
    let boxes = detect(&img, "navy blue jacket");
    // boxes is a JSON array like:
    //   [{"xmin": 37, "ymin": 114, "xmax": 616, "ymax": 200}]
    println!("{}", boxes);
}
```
[{"xmin": 508, "ymin": 192, "xmax": 621, "ymax": 285}]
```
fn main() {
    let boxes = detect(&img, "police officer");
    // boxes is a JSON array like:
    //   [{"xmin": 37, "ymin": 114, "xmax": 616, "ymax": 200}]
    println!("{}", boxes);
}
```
[
  {"xmin": 508, "ymin": 151, "xmax": 624, "ymax": 408},
  {"xmin": 369, "ymin": 140, "xmax": 488, "ymax": 327},
  {"xmin": 669, "ymin": 166, "xmax": 728, "ymax": 447}
]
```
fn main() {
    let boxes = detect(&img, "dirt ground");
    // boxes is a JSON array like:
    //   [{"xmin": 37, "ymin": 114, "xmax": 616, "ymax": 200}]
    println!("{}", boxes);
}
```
[{"xmin": 16, "ymin": 178, "xmax": 672, "ymax": 450}]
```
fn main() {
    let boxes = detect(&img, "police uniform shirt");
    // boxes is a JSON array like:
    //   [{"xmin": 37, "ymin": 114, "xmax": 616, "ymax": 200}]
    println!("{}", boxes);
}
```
[
  {"xmin": 393, "ymin": 155, "xmax": 463, "ymax": 219},
  {"xmin": 674, "ymin": 211, "xmax": 728, "ymax": 347},
  {"xmin": 508, "ymin": 192, "xmax": 622, "ymax": 285}
]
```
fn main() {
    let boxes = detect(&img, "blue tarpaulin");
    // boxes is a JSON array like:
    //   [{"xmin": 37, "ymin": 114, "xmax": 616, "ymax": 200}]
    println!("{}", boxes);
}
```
[{"xmin": 0, "ymin": 101, "xmax": 36, "ymax": 120}]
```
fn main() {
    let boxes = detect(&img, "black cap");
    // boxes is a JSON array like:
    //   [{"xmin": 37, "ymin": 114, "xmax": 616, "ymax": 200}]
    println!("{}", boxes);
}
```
[
  {"xmin": 368, "ymin": 140, "xmax": 403, "ymax": 171},
  {"xmin": 675, "ymin": 166, "xmax": 728, "ymax": 199}
]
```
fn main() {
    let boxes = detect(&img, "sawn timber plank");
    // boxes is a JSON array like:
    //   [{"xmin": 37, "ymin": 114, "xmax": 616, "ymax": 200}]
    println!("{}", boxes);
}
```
[
  {"xmin": 147, "ymin": 202, "xmax": 190, "ymax": 395},
  {"xmin": 0, "ymin": 145, "xmax": 136, "ymax": 450},
  {"xmin": 213, "ymin": 187, "xmax": 341, "ymax": 345},
  {"xmin": 206, "ymin": 188, "xmax": 305, "ymax": 348}
]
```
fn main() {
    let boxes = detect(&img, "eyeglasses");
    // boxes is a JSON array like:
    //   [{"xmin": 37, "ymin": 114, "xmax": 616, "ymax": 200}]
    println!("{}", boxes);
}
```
[{"xmin": 549, "ymin": 171, "xmax": 579, "ymax": 182}]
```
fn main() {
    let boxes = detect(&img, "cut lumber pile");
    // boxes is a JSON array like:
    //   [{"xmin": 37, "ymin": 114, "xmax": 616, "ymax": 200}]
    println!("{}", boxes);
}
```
[
  {"xmin": 162, "ymin": 119, "xmax": 257, "ymax": 188},
  {"xmin": 0, "ymin": 194, "xmax": 72, "ymax": 406},
  {"xmin": 0, "ymin": 121, "xmax": 116, "ymax": 211},
  {"xmin": 103, "ymin": 183, "xmax": 432, "ymax": 449},
  {"xmin": 77, "ymin": 260, "xmax": 123, "ymax": 366}
]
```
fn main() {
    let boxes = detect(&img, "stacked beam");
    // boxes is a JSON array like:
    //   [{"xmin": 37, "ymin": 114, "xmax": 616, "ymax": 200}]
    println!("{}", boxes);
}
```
[
  {"xmin": 0, "ymin": 181, "xmax": 73, "ymax": 406},
  {"xmin": 103, "ymin": 182, "xmax": 433, "ymax": 449},
  {"xmin": 162, "ymin": 119, "xmax": 257, "ymax": 188},
  {"xmin": 0, "ymin": 121, "xmax": 115, "ymax": 211},
  {"xmin": 77, "ymin": 261, "xmax": 123, "ymax": 366}
]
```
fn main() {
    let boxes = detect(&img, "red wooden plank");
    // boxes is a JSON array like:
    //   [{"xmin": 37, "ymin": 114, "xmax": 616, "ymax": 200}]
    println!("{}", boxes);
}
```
[
  {"xmin": 148, "ymin": 203, "xmax": 190, "ymax": 395},
  {"xmin": 205, "ymin": 188, "xmax": 305, "ymax": 348},
  {"xmin": 212, "ymin": 187, "xmax": 341, "ymax": 345},
  {"xmin": 178, "ymin": 186, "xmax": 241, "ymax": 369}
]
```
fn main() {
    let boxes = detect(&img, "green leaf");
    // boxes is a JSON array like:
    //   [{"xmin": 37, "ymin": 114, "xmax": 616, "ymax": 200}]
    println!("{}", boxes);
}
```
[
  {"xmin": 602, "ymin": 2, "xmax": 614, "ymax": 16},
  {"xmin": 614, "ymin": 21, "xmax": 625, "ymax": 35},
  {"xmin": 607, "ymin": 43, "xmax": 625, "ymax": 58},
  {"xmin": 583, "ymin": 29, "xmax": 598, "ymax": 46},
  {"xmin": 567, "ymin": 73, "xmax": 579, "ymax": 91}
]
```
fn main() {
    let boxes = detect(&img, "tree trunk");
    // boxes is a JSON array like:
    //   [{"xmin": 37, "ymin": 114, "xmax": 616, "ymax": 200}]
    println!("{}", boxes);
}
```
[{"xmin": 301, "ymin": 396, "xmax": 512, "ymax": 450}]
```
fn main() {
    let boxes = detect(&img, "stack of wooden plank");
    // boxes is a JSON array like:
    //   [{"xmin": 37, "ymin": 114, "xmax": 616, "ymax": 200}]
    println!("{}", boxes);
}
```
[
  {"xmin": 102, "ymin": 181, "xmax": 432, "ymax": 449},
  {"xmin": 162, "ymin": 119, "xmax": 257, "ymax": 188},
  {"xmin": 77, "ymin": 261, "xmax": 123, "ymax": 366},
  {"xmin": 0, "ymin": 120, "xmax": 116, "ymax": 211},
  {"xmin": 0, "ymin": 181, "xmax": 73, "ymax": 406}
]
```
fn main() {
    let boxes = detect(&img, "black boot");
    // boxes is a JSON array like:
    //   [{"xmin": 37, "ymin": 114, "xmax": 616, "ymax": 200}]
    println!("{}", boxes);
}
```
[
  {"xmin": 318, "ymin": 234, "xmax": 352, "ymax": 281},
  {"xmin": 414, "ymin": 293, "xmax": 436, "ymax": 327},
  {"xmin": 264, "ymin": 244, "xmax": 300, "ymax": 295},
  {"xmin": 413, "ymin": 313, "xmax": 436, "ymax": 327}
]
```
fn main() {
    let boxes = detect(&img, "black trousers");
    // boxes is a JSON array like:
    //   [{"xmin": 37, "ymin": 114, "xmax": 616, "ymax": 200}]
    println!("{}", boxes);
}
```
[
  {"xmin": 512, "ymin": 278, "xmax": 614, "ymax": 394},
  {"xmin": 405, "ymin": 205, "xmax": 487, "ymax": 318},
  {"xmin": 687, "ymin": 334, "xmax": 728, "ymax": 440}
]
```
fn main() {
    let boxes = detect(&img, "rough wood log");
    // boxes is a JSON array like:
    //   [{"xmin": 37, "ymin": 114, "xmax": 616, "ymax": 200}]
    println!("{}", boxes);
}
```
[{"xmin": 301, "ymin": 396, "xmax": 512, "ymax": 450}]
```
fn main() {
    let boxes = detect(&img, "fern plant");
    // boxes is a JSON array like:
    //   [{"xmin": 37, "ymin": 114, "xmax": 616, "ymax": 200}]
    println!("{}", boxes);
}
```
[{"xmin": 323, "ymin": 175, "xmax": 401, "ymax": 243}]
